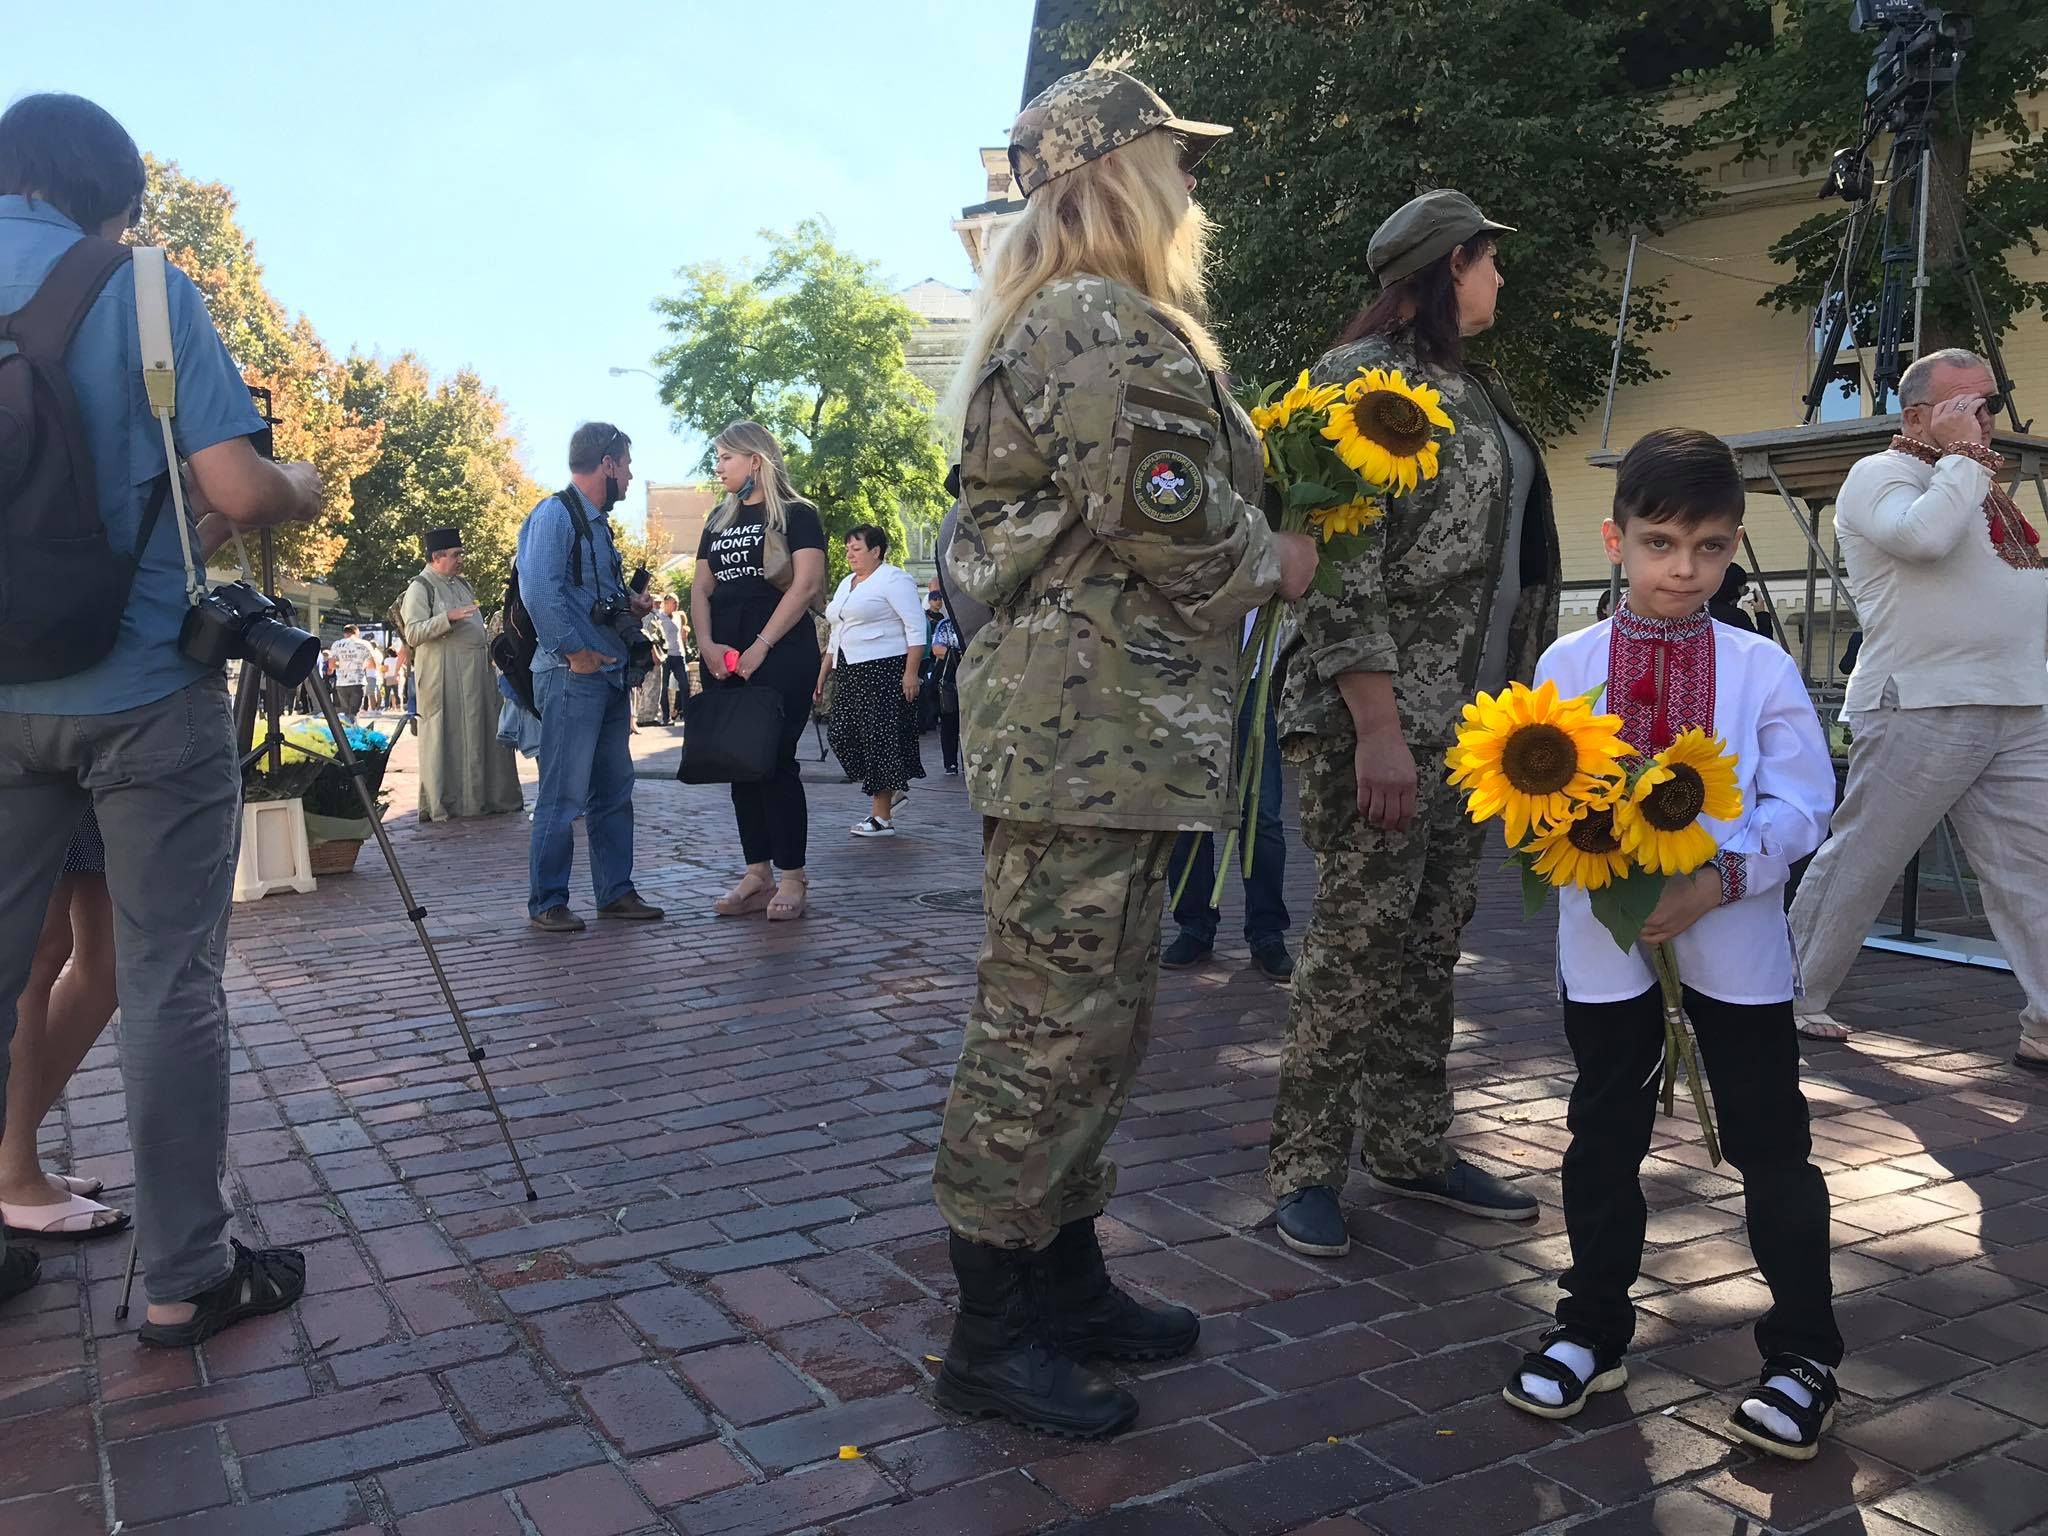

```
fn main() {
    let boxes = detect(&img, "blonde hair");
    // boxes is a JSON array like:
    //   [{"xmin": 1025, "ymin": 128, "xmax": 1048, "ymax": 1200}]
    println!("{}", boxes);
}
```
[
  {"xmin": 944, "ymin": 128, "xmax": 1219, "ymax": 423},
  {"xmin": 708, "ymin": 420, "xmax": 801, "ymax": 534}
]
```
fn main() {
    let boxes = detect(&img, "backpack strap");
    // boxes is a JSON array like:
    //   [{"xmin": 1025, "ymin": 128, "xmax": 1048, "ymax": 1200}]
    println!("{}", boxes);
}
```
[
  {"xmin": 0, "ymin": 237, "xmax": 130, "ymax": 357},
  {"xmin": 558, "ymin": 483, "xmax": 595, "ymax": 587}
]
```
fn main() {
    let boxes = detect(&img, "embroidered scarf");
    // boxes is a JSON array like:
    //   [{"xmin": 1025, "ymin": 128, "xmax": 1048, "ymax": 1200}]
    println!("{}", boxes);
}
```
[
  {"xmin": 1608, "ymin": 601, "xmax": 1715, "ymax": 755},
  {"xmin": 1890, "ymin": 435, "xmax": 2044, "ymax": 572}
]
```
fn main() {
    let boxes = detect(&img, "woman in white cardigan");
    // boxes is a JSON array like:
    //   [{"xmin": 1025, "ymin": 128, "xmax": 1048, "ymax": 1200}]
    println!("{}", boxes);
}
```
[{"xmin": 817, "ymin": 525, "xmax": 927, "ymax": 836}]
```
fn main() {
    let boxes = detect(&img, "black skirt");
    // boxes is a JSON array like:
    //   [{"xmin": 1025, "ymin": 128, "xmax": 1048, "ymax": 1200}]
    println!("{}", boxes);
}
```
[{"xmin": 827, "ymin": 654, "xmax": 925, "ymax": 797}]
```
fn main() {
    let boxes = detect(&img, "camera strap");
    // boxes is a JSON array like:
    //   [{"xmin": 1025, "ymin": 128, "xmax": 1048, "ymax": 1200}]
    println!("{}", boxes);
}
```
[{"xmin": 134, "ymin": 246, "xmax": 252, "ymax": 607}]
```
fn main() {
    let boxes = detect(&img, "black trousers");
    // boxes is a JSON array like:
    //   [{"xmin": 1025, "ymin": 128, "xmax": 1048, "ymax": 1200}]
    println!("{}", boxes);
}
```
[
  {"xmin": 939, "ymin": 707, "xmax": 960, "ymax": 772},
  {"xmin": 703, "ymin": 647, "xmax": 813, "ymax": 872},
  {"xmin": 1557, "ymin": 983, "xmax": 1842, "ymax": 1367}
]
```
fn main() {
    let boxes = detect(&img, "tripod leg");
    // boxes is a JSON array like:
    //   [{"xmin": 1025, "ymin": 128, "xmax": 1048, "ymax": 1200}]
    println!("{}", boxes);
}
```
[
  {"xmin": 114, "ymin": 1223, "xmax": 140, "ymax": 1321},
  {"xmin": 304, "ymin": 674, "xmax": 538, "ymax": 1201}
]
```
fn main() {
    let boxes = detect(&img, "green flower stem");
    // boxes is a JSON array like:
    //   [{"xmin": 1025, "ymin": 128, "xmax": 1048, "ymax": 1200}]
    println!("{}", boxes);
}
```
[{"xmin": 1648, "ymin": 940, "xmax": 1722, "ymax": 1166}]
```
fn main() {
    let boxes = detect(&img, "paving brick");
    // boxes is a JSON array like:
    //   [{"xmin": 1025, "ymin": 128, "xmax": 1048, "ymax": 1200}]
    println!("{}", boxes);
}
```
[
  {"xmin": 227, "ymin": 1375, "xmax": 441, "ymax": 1455},
  {"xmin": 526, "ymin": 1301, "xmax": 644, "ymax": 1375},
  {"xmin": 575, "ymin": 1362, "xmax": 714, "ymax": 1454},
  {"xmin": 1528, "ymin": 1415, "xmax": 1736, "ymax": 1505},
  {"xmin": 1839, "ymin": 1393, "xmax": 2026, "ymax": 1473},
  {"xmin": 103, "ymin": 1366, "xmax": 311, "ymax": 1442},
  {"xmin": 705, "ymin": 1266, "xmax": 840, "ymax": 1331},
  {"xmin": 378, "ymin": 1426, "xmax": 606, "ymax": 1517},
  {"xmin": 328, "ymin": 1322, "xmax": 520, "ymax": 1387},
  {"xmin": 675, "ymin": 1341, "xmax": 820, "ymax": 1423},
  {"xmin": 0, "ymin": 1488, "xmax": 103, "ymax": 1536},
  {"xmin": 1363, "ymin": 1392, "xmax": 1569, "ymax": 1481},
  {"xmin": 1959, "ymin": 1360, "xmax": 2048, "ymax": 1425},
  {"xmin": 769, "ymin": 1316, "xmax": 921, "ymax": 1399},
  {"xmin": 512, "ymin": 1464, "xmax": 656, "ymax": 1536},
  {"xmin": 445, "ymin": 1354, "xmax": 576, "ymax": 1438},
  {"xmin": 394, "ymin": 1492, "xmax": 523, "ymax": 1536},
  {"xmin": 1694, "ymin": 1440, "xmax": 1911, "ymax": 1529},
  {"xmin": 671, "ymin": 1461, "xmax": 895, "ymax": 1536},
  {"xmin": 1188, "ymin": 1444, "xmax": 1406, "ymax": 1536},
  {"xmin": 1234, "ymin": 1328, "xmax": 1411, "ymax": 1391},
  {"xmin": 0, "ymin": 1404, "xmax": 94, "ymax": 1501},
  {"xmin": 1837, "ymin": 1336, "xmax": 1981, "ymax": 1402},
  {"xmin": 827, "ymin": 1470, "xmax": 1067, "ymax": 1536},
  {"xmin": 626, "ymin": 1441, "xmax": 751, "ymax": 1507},
  {"xmin": 1362, "ymin": 1464, "xmax": 1589, "ymax": 1536},
  {"xmin": 240, "ymin": 1412, "xmax": 468, "ymax": 1496},
  {"xmin": 121, "ymin": 1482, "xmax": 368, "ymax": 1536},
  {"xmin": 1027, "ymin": 1422, "xmax": 1254, "ymax": 1513},
  {"xmin": 614, "ymin": 1285, "xmax": 742, "ymax": 1352},
  {"xmin": 737, "ymin": 1394, "xmax": 946, "ymax": 1472},
  {"xmin": 106, "ymin": 1423, "xmax": 230, "ymax": 1524},
  {"xmin": 1213, "ymin": 1377, "xmax": 1410, "ymax": 1455},
  {"xmin": 1874, "ymin": 1453, "xmax": 2048, "ymax": 1536}
]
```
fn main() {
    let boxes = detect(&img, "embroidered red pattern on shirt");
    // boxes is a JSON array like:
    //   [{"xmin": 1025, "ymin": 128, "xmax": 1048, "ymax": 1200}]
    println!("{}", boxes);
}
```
[{"xmin": 1608, "ymin": 603, "xmax": 1716, "ymax": 755}]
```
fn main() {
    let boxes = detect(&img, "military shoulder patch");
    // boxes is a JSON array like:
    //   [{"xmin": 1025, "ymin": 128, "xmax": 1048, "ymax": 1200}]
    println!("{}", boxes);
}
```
[{"xmin": 1128, "ymin": 443, "xmax": 1205, "ymax": 526}]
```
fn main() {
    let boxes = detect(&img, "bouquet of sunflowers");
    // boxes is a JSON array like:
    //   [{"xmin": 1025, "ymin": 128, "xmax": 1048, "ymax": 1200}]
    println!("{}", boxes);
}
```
[
  {"xmin": 1179, "ymin": 367, "xmax": 1455, "ymax": 907},
  {"xmin": 1445, "ymin": 680, "xmax": 1744, "ymax": 1163}
]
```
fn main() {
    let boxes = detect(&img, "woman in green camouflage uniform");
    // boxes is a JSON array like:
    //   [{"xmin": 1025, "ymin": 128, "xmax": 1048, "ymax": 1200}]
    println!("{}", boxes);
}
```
[
  {"xmin": 1266, "ymin": 191, "xmax": 1563, "ymax": 1256},
  {"xmin": 932, "ymin": 69, "xmax": 1318, "ymax": 1439}
]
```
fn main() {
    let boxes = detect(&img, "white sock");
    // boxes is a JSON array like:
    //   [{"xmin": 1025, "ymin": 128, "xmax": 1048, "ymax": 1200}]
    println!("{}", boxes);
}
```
[
  {"xmin": 1518, "ymin": 1338, "xmax": 1598, "ymax": 1406},
  {"xmin": 1742, "ymin": 1357, "xmax": 1830, "ymax": 1443}
]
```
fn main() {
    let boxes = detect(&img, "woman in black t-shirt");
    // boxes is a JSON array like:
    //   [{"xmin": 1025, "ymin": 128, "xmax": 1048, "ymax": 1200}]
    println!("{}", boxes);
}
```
[{"xmin": 691, "ymin": 421, "xmax": 827, "ymax": 920}]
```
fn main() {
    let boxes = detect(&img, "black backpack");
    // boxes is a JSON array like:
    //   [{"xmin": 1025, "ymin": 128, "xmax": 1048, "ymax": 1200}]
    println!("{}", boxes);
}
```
[
  {"xmin": 0, "ymin": 237, "xmax": 152, "ymax": 683},
  {"xmin": 489, "ymin": 486, "xmax": 600, "ymax": 718}
]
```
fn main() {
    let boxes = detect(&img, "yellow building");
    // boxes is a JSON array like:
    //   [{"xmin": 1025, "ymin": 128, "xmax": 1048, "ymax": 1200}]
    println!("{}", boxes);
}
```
[{"xmin": 645, "ymin": 482, "xmax": 720, "ymax": 575}]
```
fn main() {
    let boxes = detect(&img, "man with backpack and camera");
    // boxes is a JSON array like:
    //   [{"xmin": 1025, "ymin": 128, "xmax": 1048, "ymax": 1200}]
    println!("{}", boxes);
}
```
[
  {"xmin": 0, "ymin": 95, "xmax": 322, "ymax": 1335},
  {"xmin": 514, "ymin": 422, "xmax": 665, "ymax": 933}
]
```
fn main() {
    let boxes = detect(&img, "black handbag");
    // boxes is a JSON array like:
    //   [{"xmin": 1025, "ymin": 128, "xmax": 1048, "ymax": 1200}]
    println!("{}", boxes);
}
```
[{"xmin": 677, "ymin": 679, "xmax": 785, "ymax": 784}]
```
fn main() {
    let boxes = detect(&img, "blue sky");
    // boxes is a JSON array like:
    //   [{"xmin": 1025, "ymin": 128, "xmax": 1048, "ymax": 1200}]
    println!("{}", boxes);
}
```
[{"xmin": 5, "ymin": 1, "xmax": 1035, "ymax": 529}]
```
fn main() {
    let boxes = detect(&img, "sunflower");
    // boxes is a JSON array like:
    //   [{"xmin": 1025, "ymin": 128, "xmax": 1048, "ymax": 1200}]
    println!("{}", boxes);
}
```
[
  {"xmin": 1309, "ymin": 495, "xmax": 1384, "ymax": 544},
  {"xmin": 1445, "ymin": 680, "xmax": 1631, "ymax": 847},
  {"xmin": 1321, "ymin": 368, "xmax": 1454, "ymax": 494},
  {"xmin": 1251, "ymin": 369, "xmax": 1343, "ymax": 435},
  {"xmin": 1529, "ymin": 803, "xmax": 1634, "ymax": 890},
  {"xmin": 1621, "ymin": 728, "xmax": 1744, "ymax": 876}
]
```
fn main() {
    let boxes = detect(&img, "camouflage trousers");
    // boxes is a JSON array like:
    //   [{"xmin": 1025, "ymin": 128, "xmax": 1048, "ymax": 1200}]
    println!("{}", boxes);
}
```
[
  {"xmin": 934, "ymin": 818, "xmax": 1177, "ymax": 1250},
  {"xmin": 1266, "ymin": 734, "xmax": 1483, "ymax": 1197}
]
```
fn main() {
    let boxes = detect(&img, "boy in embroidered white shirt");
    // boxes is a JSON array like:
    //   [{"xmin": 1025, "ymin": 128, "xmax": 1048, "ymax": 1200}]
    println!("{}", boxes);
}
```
[{"xmin": 1502, "ymin": 429, "xmax": 1844, "ymax": 1461}]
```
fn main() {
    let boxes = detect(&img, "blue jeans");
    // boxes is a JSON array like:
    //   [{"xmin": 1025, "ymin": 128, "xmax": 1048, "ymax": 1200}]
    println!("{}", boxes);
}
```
[
  {"xmin": 529, "ymin": 667, "xmax": 636, "ymax": 917},
  {"xmin": 1172, "ymin": 692, "xmax": 1289, "ymax": 947}
]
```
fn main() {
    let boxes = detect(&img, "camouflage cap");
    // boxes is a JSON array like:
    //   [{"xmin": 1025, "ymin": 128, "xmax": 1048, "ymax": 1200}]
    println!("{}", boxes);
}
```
[
  {"xmin": 1008, "ymin": 68, "xmax": 1231, "ymax": 198},
  {"xmin": 1368, "ymin": 189, "xmax": 1516, "ymax": 285}
]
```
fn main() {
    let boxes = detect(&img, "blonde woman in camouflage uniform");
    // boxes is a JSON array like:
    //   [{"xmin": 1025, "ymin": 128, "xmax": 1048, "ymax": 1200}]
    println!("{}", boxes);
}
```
[
  {"xmin": 1267, "ymin": 191, "xmax": 1563, "ymax": 1256},
  {"xmin": 933, "ymin": 69, "xmax": 1319, "ymax": 1439}
]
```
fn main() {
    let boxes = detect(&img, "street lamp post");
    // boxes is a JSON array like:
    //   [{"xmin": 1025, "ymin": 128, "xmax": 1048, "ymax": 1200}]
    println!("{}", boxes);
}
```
[{"xmin": 608, "ymin": 366, "xmax": 658, "ymax": 381}]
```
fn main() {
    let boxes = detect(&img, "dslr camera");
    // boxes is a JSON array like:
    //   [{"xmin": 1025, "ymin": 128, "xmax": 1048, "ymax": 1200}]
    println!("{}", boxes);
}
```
[
  {"xmin": 175, "ymin": 386, "xmax": 321, "ymax": 687},
  {"xmin": 592, "ymin": 563, "xmax": 655, "ymax": 686}
]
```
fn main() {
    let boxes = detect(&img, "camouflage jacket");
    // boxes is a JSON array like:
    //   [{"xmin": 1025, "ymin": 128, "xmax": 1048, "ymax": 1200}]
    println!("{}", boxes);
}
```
[
  {"xmin": 945, "ymin": 275, "xmax": 1282, "ymax": 830},
  {"xmin": 1278, "ymin": 334, "xmax": 1561, "ymax": 749}
]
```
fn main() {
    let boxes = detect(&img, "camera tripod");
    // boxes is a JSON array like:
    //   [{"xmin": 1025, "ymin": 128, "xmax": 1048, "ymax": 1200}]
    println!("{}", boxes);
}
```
[
  {"xmin": 1804, "ymin": 5, "xmax": 2028, "ymax": 433},
  {"xmin": 114, "ymin": 562, "xmax": 538, "ymax": 1323}
]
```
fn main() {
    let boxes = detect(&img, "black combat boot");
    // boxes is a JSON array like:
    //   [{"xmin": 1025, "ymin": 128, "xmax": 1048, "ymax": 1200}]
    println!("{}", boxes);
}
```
[
  {"xmin": 1044, "ymin": 1217, "xmax": 1201, "ymax": 1361},
  {"xmin": 935, "ymin": 1232, "xmax": 1138, "ymax": 1439}
]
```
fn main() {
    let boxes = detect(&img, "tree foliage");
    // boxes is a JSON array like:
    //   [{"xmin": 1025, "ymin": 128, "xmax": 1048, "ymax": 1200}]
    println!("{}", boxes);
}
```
[
  {"xmin": 136, "ymin": 159, "xmax": 378, "ymax": 577},
  {"xmin": 1056, "ymin": 0, "xmax": 1708, "ymax": 438},
  {"xmin": 323, "ymin": 356, "xmax": 541, "ymax": 619},
  {"xmin": 651, "ymin": 221, "xmax": 949, "ymax": 579},
  {"xmin": 1703, "ymin": 0, "xmax": 2048, "ymax": 366}
]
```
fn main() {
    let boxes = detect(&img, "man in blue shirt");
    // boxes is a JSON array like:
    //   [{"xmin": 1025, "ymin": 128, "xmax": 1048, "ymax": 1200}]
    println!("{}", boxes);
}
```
[
  {"xmin": 519, "ymin": 422, "xmax": 664, "ymax": 931},
  {"xmin": 0, "ymin": 96, "xmax": 322, "ymax": 1335}
]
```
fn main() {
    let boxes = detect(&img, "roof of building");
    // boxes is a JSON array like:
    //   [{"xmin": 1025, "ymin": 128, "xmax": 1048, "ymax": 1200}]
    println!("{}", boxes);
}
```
[
  {"xmin": 1024, "ymin": 0, "xmax": 1100, "ymax": 106},
  {"xmin": 898, "ymin": 279, "xmax": 975, "ymax": 322}
]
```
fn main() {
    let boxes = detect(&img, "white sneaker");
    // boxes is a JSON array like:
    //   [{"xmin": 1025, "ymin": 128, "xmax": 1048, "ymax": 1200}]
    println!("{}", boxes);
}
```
[
  {"xmin": 891, "ymin": 789, "xmax": 908, "ymax": 810},
  {"xmin": 852, "ymin": 816, "xmax": 896, "ymax": 838}
]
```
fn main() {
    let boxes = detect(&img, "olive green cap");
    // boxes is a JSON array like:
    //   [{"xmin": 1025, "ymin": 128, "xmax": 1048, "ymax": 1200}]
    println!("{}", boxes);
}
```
[
  {"xmin": 1008, "ymin": 68, "xmax": 1231, "ymax": 199},
  {"xmin": 1368, "ymin": 189, "xmax": 1516, "ymax": 285}
]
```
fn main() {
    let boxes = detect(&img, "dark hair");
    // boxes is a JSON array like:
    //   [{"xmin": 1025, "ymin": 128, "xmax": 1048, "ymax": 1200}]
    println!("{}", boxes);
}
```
[
  {"xmin": 1595, "ymin": 585, "xmax": 1616, "ymax": 620},
  {"xmin": 847, "ymin": 523, "xmax": 889, "ymax": 558},
  {"xmin": 1713, "ymin": 562, "xmax": 1749, "ymax": 605},
  {"xmin": 0, "ymin": 94, "xmax": 145, "ymax": 231},
  {"xmin": 568, "ymin": 421, "xmax": 629, "ymax": 473},
  {"xmin": 1612, "ymin": 428, "xmax": 1744, "ymax": 530},
  {"xmin": 1333, "ymin": 236, "xmax": 1494, "ymax": 368}
]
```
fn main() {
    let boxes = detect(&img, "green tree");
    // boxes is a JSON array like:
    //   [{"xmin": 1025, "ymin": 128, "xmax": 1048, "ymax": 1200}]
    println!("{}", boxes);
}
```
[
  {"xmin": 651, "ymin": 221, "xmax": 950, "ymax": 578},
  {"xmin": 136, "ymin": 158, "xmax": 378, "ymax": 576},
  {"xmin": 1703, "ymin": 0, "xmax": 2048, "ymax": 378},
  {"xmin": 325, "ymin": 356, "xmax": 541, "ymax": 619},
  {"xmin": 1056, "ymin": 1, "xmax": 1707, "ymax": 438},
  {"xmin": 611, "ymin": 519, "xmax": 674, "ymax": 593}
]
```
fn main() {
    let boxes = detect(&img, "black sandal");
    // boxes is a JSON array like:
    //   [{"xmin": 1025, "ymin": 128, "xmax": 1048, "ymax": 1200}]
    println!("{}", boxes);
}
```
[
  {"xmin": 1502, "ymin": 1327, "xmax": 1628, "ymax": 1420},
  {"xmin": 137, "ymin": 1239, "xmax": 306, "ymax": 1349},
  {"xmin": 1727, "ymin": 1354, "xmax": 1839, "ymax": 1461},
  {"xmin": 0, "ymin": 1247, "xmax": 39, "ymax": 1306}
]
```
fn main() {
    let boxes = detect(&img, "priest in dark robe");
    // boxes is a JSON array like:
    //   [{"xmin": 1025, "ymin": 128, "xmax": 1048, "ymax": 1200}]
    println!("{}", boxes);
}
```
[{"xmin": 400, "ymin": 528, "xmax": 523, "ymax": 821}]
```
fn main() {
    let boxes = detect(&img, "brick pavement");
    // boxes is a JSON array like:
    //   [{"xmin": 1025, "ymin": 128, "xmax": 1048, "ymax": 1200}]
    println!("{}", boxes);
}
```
[{"xmin": 7, "ymin": 720, "xmax": 2048, "ymax": 1535}]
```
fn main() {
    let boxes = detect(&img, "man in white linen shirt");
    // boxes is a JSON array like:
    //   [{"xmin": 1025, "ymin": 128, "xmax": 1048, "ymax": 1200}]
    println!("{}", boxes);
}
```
[{"xmin": 1789, "ymin": 349, "xmax": 2048, "ymax": 1061}]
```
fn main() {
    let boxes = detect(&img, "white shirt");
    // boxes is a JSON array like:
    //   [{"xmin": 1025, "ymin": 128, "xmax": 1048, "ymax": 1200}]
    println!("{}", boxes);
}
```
[
  {"xmin": 330, "ymin": 636, "xmax": 376, "ymax": 688},
  {"xmin": 1836, "ymin": 448, "xmax": 2048, "ymax": 713},
  {"xmin": 653, "ymin": 611, "xmax": 682, "ymax": 656},
  {"xmin": 824, "ymin": 564, "xmax": 924, "ymax": 665},
  {"xmin": 1536, "ymin": 616, "xmax": 1835, "ymax": 1005}
]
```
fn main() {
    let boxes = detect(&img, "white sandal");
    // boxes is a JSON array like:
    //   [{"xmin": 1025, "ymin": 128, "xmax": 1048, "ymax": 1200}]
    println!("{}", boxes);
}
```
[{"xmin": 2, "ymin": 1191, "xmax": 131, "ymax": 1239}]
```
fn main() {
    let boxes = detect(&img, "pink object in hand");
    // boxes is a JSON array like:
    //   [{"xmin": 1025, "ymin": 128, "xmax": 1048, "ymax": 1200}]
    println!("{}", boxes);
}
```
[{"xmin": 723, "ymin": 649, "xmax": 741, "ymax": 673}]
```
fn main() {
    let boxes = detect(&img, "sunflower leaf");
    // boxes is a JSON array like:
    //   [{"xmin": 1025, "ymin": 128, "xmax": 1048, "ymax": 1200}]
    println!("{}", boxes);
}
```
[
  {"xmin": 1518, "ymin": 859, "xmax": 1552, "ymax": 920},
  {"xmin": 1588, "ymin": 868, "xmax": 1666, "ymax": 953},
  {"xmin": 1286, "ymin": 479, "xmax": 1339, "ymax": 509}
]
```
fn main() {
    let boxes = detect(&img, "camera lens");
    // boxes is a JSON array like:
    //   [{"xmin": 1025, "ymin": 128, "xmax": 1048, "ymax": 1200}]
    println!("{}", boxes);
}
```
[{"xmin": 247, "ymin": 613, "xmax": 321, "ymax": 687}]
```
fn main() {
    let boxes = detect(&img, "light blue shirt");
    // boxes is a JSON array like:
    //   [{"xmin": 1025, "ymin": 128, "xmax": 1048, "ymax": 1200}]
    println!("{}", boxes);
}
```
[
  {"xmin": 516, "ymin": 485, "xmax": 628, "ymax": 685},
  {"xmin": 0, "ymin": 196, "xmax": 265, "ymax": 716}
]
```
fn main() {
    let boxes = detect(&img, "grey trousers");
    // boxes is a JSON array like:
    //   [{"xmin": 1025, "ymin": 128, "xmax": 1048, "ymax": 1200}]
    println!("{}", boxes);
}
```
[
  {"xmin": 0, "ymin": 674, "xmax": 240, "ymax": 1302},
  {"xmin": 1790, "ymin": 697, "xmax": 2048, "ymax": 1047}
]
